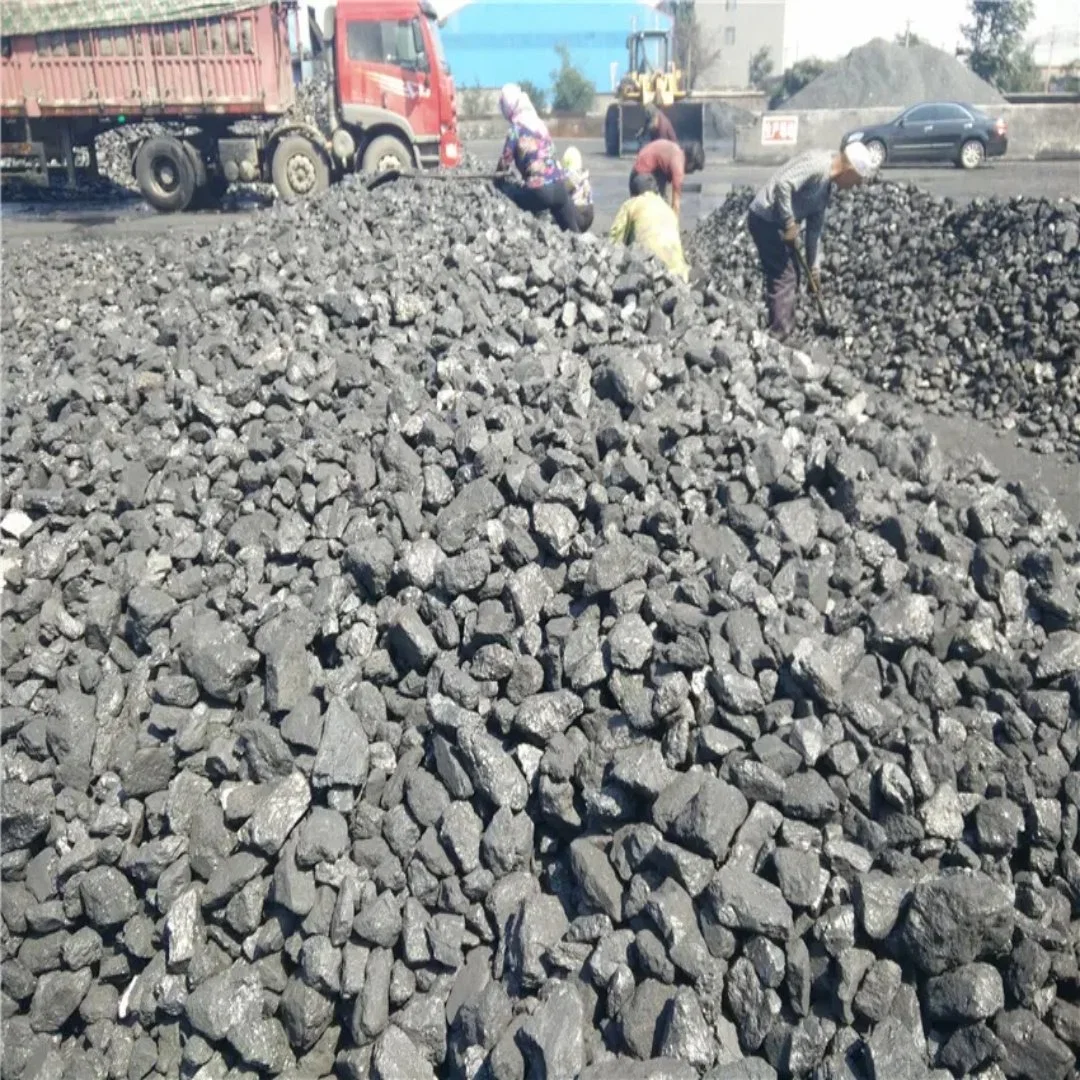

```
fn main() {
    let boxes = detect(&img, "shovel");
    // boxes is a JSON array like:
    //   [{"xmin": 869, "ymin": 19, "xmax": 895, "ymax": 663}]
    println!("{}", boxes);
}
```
[
  {"xmin": 366, "ymin": 168, "xmax": 498, "ymax": 192},
  {"xmin": 792, "ymin": 242, "xmax": 839, "ymax": 337}
]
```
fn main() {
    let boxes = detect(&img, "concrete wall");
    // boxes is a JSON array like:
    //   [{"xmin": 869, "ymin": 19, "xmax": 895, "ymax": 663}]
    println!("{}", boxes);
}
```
[
  {"xmin": 733, "ymin": 104, "xmax": 1080, "ymax": 162},
  {"xmin": 696, "ymin": 0, "xmax": 785, "ymax": 89}
]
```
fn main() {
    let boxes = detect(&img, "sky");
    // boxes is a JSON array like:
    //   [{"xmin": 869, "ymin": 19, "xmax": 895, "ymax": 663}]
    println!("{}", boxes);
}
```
[
  {"xmin": 777, "ymin": 0, "xmax": 1080, "ymax": 68},
  {"xmin": 310, "ymin": 0, "xmax": 1080, "ymax": 72}
]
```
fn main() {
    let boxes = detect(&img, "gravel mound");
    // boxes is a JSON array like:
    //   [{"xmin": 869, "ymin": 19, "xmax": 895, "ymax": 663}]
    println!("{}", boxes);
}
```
[
  {"xmin": 3, "ymin": 176, "xmax": 1080, "ymax": 1080},
  {"xmin": 690, "ymin": 184, "xmax": 1080, "ymax": 460},
  {"xmin": 784, "ymin": 38, "xmax": 1004, "ymax": 110}
]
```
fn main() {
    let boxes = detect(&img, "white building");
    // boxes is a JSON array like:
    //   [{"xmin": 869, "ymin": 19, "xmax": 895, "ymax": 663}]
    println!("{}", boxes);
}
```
[{"xmin": 695, "ymin": 0, "xmax": 787, "ymax": 89}]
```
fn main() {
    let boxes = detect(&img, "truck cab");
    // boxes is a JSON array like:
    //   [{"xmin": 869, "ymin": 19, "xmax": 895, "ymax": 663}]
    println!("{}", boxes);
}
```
[{"xmin": 330, "ymin": 0, "xmax": 460, "ymax": 172}]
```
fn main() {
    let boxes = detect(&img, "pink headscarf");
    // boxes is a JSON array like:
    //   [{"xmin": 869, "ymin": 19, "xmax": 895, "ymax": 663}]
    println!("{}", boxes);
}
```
[{"xmin": 499, "ymin": 83, "xmax": 549, "ymax": 139}]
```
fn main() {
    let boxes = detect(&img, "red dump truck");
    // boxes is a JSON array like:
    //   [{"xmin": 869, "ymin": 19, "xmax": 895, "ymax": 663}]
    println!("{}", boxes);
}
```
[{"xmin": 0, "ymin": 0, "xmax": 461, "ymax": 210}]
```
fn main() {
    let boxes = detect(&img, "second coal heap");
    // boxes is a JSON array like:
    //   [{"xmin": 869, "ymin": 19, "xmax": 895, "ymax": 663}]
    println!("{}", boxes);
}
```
[
  {"xmin": 3, "ymin": 176, "xmax": 1080, "ymax": 1080},
  {"xmin": 691, "ymin": 184, "xmax": 1080, "ymax": 461}
]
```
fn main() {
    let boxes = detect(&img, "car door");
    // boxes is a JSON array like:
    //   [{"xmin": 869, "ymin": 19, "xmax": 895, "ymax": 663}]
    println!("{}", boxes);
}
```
[
  {"xmin": 889, "ymin": 104, "xmax": 941, "ymax": 162},
  {"xmin": 934, "ymin": 103, "xmax": 977, "ymax": 159},
  {"xmin": 889, "ymin": 105, "xmax": 937, "ymax": 161}
]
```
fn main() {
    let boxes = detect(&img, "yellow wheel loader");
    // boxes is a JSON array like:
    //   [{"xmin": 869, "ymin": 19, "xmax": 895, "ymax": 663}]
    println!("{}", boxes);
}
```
[{"xmin": 605, "ymin": 29, "xmax": 705, "ymax": 156}]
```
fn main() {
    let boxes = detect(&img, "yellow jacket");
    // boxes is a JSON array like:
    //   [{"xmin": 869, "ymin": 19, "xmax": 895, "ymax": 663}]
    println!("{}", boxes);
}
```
[{"xmin": 609, "ymin": 191, "xmax": 690, "ymax": 282}]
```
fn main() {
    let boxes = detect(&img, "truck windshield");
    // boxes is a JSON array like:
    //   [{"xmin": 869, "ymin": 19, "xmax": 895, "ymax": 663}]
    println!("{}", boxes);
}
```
[
  {"xmin": 347, "ymin": 18, "xmax": 425, "ymax": 70},
  {"xmin": 425, "ymin": 15, "xmax": 449, "ymax": 75}
]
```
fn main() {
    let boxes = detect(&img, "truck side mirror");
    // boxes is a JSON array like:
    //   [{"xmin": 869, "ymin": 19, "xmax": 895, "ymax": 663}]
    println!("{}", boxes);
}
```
[{"xmin": 322, "ymin": 4, "xmax": 336, "ymax": 42}]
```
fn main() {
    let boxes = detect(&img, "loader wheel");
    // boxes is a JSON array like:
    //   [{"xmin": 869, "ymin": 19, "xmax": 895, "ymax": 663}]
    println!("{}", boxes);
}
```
[
  {"xmin": 272, "ymin": 135, "xmax": 330, "ymax": 202},
  {"xmin": 361, "ymin": 134, "xmax": 413, "ymax": 174},
  {"xmin": 135, "ymin": 136, "xmax": 196, "ymax": 213},
  {"xmin": 605, "ymin": 105, "xmax": 621, "ymax": 158}
]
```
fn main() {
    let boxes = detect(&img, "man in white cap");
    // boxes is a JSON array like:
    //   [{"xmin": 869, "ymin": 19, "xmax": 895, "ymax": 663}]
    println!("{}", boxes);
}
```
[{"xmin": 746, "ymin": 142, "xmax": 875, "ymax": 340}]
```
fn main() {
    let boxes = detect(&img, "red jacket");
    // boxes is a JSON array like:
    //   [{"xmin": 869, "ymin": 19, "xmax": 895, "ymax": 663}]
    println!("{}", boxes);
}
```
[{"xmin": 632, "ymin": 140, "xmax": 685, "ymax": 194}]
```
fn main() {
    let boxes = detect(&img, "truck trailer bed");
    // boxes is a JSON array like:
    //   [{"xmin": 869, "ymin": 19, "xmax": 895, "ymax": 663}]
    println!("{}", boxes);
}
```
[{"xmin": 1, "ymin": 1, "xmax": 295, "ymax": 120}]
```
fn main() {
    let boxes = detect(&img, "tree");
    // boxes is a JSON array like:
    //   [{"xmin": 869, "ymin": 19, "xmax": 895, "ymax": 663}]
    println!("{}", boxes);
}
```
[
  {"xmin": 961, "ymin": 0, "xmax": 1036, "ymax": 90},
  {"xmin": 551, "ymin": 45, "xmax": 595, "ymax": 113},
  {"xmin": 662, "ymin": 1, "xmax": 723, "ymax": 89},
  {"xmin": 1002, "ymin": 45, "xmax": 1043, "ymax": 91},
  {"xmin": 768, "ymin": 58, "xmax": 829, "ymax": 108},
  {"xmin": 748, "ymin": 46, "xmax": 774, "ymax": 90},
  {"xmin": 894, "ymin": 28, "xmax": 925, "ymax": 47},
  {"xmin": 519, "ymin": 79, "xmax": 548, "ymax": 113},
  {"xmin": 1051, "ymin": 60, "xmax": 1080, "ymax": 94}
]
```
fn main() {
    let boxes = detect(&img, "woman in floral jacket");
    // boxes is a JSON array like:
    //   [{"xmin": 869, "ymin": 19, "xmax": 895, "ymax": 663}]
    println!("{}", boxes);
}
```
[{"xmin": 494, "ymin": 84, "xmax": 579, "ymax": 233}]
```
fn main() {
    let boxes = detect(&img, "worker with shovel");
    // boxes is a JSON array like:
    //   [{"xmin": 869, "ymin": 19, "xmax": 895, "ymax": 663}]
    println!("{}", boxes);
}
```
[
  {"xmin": 494, "ymin": 83, "xmax": 580, "ymax": 233},
  {"xmin": 747, "ymin": 142, "xmax": 875, "ymax": 340}
]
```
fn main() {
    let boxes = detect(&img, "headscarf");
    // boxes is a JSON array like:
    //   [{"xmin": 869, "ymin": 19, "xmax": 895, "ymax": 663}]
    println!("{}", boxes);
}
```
[
  {"xmin": 499, "ymin": 83, "xmax": 549, "ymax": 139},
  {"xmin": 842, "ymin": 140, "xmax": 875, "ymax": 178},
  {"xmin": 561, "ymin": 146, "xmax": 583, "ymax": 174}
]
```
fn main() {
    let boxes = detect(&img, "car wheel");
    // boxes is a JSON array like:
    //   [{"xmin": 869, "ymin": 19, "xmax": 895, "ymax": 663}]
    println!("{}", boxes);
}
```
[
  {"xmin": 864, "ymin": 139, "xmax": 886, "ymax": 169},
  {"xmin": 959, "ymin": 139, "xmax": 985, "ymax": 170}
]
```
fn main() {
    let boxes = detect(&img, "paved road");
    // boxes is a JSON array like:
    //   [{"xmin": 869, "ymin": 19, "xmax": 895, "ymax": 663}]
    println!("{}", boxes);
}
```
[
  {"xmin": 3, "ymin": 144, "xmax": 1078, "ymax": 521},
  {"xmin": 3, "ymin": 139, "xmax": 1077, "ymax": 240}
]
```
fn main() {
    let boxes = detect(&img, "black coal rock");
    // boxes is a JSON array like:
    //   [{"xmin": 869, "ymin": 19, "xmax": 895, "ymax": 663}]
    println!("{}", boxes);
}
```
[
  {"xmin": 3, "ymin": 167, "xmax": 1079, "ymax": 1080},
  {"xmin": 691, "ymin": 185, "xmax": 1080, "ymax": 459}
]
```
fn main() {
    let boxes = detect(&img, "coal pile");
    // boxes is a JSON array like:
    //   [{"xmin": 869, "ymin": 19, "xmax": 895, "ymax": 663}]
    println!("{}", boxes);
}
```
[
  {"xmin": 783, "ymin": 38, "xmax": 1004, "ymax": 110},
  {"xmin": 691, "ymin": 184, "xmax": 1080, "ymax": 460},
  {"xmin": 3, "ymin": 175, "xmax": 1080, "ymax": 1080}
]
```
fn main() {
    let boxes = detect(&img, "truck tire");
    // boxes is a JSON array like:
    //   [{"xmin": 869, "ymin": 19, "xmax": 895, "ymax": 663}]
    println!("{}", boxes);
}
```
[
  {"xmin": 135, "ymin": 136, "xmax": 196, "ymax": 213},
  {"xmin": 272, "ymin": 135, "xmax": 330, "ymax": 202},
  {"xmin": 361, "ymin": 134, "xmax": 413, "ymax": 174},
  {"xmin": 605, "ymin": 105, "xmax": 621, "ymax": 157}
]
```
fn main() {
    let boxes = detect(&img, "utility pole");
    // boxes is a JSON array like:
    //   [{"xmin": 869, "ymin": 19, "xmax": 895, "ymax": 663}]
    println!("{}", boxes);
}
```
[{"xmin": 904, "ymin": 19, "xmax": 912, "ymax": 47}]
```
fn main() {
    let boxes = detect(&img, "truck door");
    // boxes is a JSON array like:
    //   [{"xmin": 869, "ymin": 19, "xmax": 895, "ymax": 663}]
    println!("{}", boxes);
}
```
[
  {"xmin": 419, "ymin": 11, "xmax": 457, "ymax": 146},
  {"xmin": 340, "ymin": 16, "xmax": 432, "ymax": 134}
]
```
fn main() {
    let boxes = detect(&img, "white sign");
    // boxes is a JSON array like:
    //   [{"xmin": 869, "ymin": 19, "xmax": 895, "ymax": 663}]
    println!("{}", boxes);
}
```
[{"xmin": 762, "ymin": 115, "xmax": 799, "ymax": 147}]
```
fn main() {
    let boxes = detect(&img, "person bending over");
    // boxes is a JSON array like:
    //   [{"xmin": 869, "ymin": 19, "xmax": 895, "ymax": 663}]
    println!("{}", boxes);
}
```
[
  {"xmin": 746, "ymin": 142, "xmax": 874, "ymax": 339},
  {"xmin": 494, "ymin": 83, "xmax": 579, "ymax": 233},
  {"xmin": 609, "ymin": 172, "xmax": 690, "ymax": 283},
  {"xmin": 630, "ymin": 138, "xmax": 705, "ymax": 219}
]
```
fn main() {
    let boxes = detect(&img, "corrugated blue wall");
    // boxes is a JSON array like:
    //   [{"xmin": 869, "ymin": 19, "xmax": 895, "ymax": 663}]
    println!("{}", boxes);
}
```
[{"xmin": 440, "ymin": 1, "xmax": 670, "ymax": 93}]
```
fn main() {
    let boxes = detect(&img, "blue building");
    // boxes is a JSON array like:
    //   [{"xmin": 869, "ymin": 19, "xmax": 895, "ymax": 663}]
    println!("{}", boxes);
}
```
[{"xmin": 438, "ymin": 1, "xmax": 671, "ymax": 94}]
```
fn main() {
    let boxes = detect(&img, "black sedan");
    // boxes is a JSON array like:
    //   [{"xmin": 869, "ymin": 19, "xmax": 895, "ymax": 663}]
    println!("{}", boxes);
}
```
[{"xmin": 840, "ymin": 102, "xmax": 1008, "ymax": 170}]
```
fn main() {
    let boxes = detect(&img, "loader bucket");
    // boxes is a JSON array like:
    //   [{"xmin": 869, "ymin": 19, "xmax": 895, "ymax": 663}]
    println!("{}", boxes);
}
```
[{"xmin": 605, "ymin": 101, "xmax": 706, "ymax": 157}]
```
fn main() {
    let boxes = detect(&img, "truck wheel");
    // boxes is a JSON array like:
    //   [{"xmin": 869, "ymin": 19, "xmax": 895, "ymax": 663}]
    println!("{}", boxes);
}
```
[
  {"xmin": 135, "ymin": 136, "xmax": 196, "ymax": 213},
  {"xmin": 272, "ymin": 135, "xmax": 330, "ymax": 202},
  {"xmin": 361, "ymin": 134, "xmax": 413, "ymax": 174}
]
